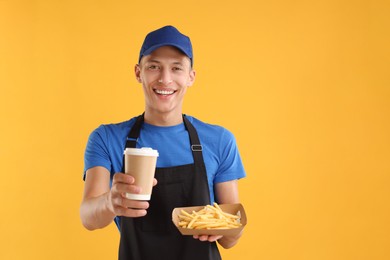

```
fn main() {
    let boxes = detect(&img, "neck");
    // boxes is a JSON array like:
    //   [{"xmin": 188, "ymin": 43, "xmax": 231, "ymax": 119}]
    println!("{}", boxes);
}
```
[{"xmin": 143, "ymin": 110, "xmax": 183, "ymax": 126}]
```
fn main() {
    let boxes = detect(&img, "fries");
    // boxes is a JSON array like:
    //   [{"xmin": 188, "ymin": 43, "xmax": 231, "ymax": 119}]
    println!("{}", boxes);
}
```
[{"xmin": 177, "ymin": 203, "xmax": 242, "ymax": 230}]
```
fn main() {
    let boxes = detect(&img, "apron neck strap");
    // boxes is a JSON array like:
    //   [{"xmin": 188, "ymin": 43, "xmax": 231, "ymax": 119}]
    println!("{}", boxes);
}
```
[
  {"xmin": 125, "ymin": 114, "xmax": 202, "ymax": 147},
  {"xmin": 125, "ymin": 113, "xmax": 144, "ymax": 148},
  {"xmin": 124, "ymin": 113, "xmax": 205, "ymax": 167},
  {"xmin": 182, "ymin": 114, "xmax": 204, "ymax": 164}
]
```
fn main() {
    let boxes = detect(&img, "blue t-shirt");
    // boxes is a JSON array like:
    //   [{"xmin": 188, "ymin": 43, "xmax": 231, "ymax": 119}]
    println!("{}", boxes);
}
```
[{"xmin": 84, "ymin": 115, "xmax": 246, "ymax": 204}]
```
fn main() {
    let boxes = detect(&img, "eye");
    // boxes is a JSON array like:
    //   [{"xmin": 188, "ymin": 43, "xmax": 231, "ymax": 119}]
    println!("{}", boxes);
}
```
[
  {"xmin": 148, "ymin": 65, "xmax": 159, "ymax": 70},
  {"xmin": 172, "ymin": 67, "xmax": 183, "ymax": 71}
]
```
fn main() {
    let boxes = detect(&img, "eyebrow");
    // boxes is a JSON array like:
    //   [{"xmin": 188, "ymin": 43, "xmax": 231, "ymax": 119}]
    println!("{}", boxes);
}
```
[
  {"xmin": 145, "ymin": 59, "xmax": 185, "ymax": 66},
  {"xmin": 145, "ymin": 59, "xmax": 161, "ymax": 64}
]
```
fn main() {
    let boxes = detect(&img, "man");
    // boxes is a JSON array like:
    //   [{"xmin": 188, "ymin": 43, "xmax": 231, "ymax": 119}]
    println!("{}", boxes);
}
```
[{"xmin": 80, "ymin": 25, "xmax": 246, "ymax": 260}]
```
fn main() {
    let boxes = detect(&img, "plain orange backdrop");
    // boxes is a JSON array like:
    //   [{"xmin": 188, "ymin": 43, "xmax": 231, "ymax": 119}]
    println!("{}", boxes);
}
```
[{"xmin": 1, "ymin": 0, "xmax": 389, "ymax": 259}]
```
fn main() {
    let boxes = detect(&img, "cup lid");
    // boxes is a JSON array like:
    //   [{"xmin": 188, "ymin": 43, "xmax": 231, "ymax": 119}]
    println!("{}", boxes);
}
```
[{"xmin": 124, "ymin": 147, "xmax": 159, "ymax": 157}]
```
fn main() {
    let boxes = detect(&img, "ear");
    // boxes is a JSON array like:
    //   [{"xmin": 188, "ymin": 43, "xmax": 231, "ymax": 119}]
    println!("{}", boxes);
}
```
[
  {"xmin": 135, "ymin": 64, "xmax": 142, "ymax": 83},
  {"xmin": 187, "ymin": 69, "xmax": 196, "ymax": 87}
]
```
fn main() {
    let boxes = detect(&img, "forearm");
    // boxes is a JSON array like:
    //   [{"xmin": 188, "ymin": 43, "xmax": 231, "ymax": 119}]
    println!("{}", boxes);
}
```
[
  {"xmin": 214, "ymin": 180, "xmax": 243, "ymax": 248},
  {"xmin": 80, "ymin": 192, "xmax": 116, "ymax": 230}
]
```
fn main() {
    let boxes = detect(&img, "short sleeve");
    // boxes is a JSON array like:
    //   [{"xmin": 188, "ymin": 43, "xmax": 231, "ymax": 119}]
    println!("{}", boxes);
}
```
[
  {"xmin": 213, "ymin": 129, "xmax": 246, "ymax": 183},
  {"xmin": 83, "ymin": 125, "xmax": 112, "ymax": 180}
]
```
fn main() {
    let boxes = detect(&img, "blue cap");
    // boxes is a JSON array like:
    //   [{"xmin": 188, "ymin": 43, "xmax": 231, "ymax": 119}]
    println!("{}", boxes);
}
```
[{"xmin": 139, "ymin": 25, "xmax": 193, "ymax": 65}]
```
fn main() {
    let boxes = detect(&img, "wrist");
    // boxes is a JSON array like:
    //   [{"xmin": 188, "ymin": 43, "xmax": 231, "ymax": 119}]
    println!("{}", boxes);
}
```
[
  {"xmin": 217, "ymin": 230, "xmax": 243, "ymax": 249},
  {"xmin": 104, "ymin": 191, "xmax": 116, "ymax": 218}
]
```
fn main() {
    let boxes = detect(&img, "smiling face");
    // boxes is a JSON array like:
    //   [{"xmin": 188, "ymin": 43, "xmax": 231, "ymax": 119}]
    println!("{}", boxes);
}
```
[{"xmin": 135, "ymin": 46, "xmax": 195, "ymax": 125}]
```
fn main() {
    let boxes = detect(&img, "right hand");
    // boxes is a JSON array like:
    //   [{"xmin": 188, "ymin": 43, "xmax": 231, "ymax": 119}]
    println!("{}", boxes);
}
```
[{"xmin": 107, "ymin": 172, "xmax": 157, "ymax": 218}]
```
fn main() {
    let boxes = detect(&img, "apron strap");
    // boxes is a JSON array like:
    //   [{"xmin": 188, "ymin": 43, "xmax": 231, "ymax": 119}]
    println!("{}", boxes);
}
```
[
  {"xmin": 182, "ymin": 115, "xmax": 210, "ymax": 205},
  {"xmin": 183, "ymin": 114, "xmax": 205, "ymax": 169},
  {"xmin": 125, "ymin": 112, "xmax": 144, "ymax": 148}
]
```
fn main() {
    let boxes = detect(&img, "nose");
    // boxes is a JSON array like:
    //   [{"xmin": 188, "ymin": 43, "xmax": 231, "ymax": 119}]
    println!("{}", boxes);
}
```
[{"xmin": 158, "ymin": 69, "xmax": 173, "ymax": 85}]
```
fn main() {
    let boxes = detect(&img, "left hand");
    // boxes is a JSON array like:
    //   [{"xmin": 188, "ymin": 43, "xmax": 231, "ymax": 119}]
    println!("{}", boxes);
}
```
[{"xmin": 193, "ymin": 234, "xmax": 223, "ymax": 242}]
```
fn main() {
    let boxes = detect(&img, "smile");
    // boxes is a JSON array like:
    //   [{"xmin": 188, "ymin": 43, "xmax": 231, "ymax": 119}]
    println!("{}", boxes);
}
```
[{"xmin": 154, "ymin": 89, "xmax": 176, "ymax": 95}]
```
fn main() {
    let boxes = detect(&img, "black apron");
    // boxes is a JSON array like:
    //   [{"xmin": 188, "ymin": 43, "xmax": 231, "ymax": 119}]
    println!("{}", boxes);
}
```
[{"xmin": 118, "ymin": 114, "xmax": 221, "ymax": 260}]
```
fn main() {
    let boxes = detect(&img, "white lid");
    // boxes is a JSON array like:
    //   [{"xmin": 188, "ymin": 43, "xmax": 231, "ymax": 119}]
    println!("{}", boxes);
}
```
[{"xmin": 124, "ymin": 147, "xmax": 159, "ymax": 157}]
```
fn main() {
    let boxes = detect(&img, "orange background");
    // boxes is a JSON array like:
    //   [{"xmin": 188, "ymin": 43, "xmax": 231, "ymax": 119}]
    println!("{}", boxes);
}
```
[{"xmin": 1, "ymin": 0, "xmax": 389, "ymax": 259}]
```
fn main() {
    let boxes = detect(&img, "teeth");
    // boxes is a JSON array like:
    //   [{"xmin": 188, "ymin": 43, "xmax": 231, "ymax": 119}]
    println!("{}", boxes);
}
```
[{"xmin": 155, "ymin": 89, "xmax": 174, "ymax": 95}]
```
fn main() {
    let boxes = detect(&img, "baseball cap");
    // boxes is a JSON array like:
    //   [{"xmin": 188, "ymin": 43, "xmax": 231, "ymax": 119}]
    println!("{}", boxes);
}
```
[{"xmin": 139, "ymin": 25, "xmax": 193, "ymax": 66}]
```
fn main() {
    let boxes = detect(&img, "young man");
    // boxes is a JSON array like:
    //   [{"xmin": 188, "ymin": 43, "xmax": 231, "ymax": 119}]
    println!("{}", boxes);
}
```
[{"xmin": 80, "ymin": 25, "xmax": 246, "ymax": 260}]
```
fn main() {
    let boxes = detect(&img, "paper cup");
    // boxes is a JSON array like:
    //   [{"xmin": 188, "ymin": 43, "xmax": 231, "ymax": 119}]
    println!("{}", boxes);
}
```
[{"xmin": 123, "ymin": 147, "xmax": 159, "ymax": 200}]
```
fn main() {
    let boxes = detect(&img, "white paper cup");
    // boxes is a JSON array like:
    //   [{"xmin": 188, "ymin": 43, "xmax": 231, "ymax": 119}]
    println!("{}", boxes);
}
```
[{"xmin": 123, "ymin": 147, "xmax": 159, "ymax": 200}]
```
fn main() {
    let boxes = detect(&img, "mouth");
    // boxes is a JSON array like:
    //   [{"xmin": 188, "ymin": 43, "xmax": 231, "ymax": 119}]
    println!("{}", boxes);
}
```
[{"xmin": 154, "ymin": 89, "xmax": 176, "ymax": 96}]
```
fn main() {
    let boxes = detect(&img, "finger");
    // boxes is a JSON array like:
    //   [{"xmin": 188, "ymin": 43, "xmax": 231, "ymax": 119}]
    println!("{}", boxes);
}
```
[
  {"xmin": 197, "ymin": 235, "xmax": 209, "ymax": 242},
  {"xmin": 195, "ymin": 235, "xmax": 223, "ymax": 242},
  {"xmin": 123, "ymin": 208, "xmax": 147, "ymax": 218},
  {"xmin": 113, "ymin": 173, "xmax": 135, "ymax": 184},
  {"xmin": 114, "ymin": 183, "xmax": 141, "ymax": 195},
  {"xmin": 152, "ymin": 178, "xmax": 158, "ymax": 186},
  {"xmin": 123, "ymin": 200, "xmax": 150, "ymax": 210},
  {"xmin": 114, "ymin": 206, "xmax": 147, "ymax": 218},
  {"xmin": 208, "ymin": 235, "xmax": 223, "ymax": 242},
  {"xmin": 112, "ymin": 198, "xmax": 150, "ymax": 216}
]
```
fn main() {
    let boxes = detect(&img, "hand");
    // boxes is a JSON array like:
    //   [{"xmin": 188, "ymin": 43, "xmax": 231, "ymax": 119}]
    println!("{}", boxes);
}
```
[
  {"xmin": 107, "ymin": 172, "xmax": 158, "ymax": 218},
  {"xmin": 193, "ymin": 234, "xmax": 223, "ymax": 243}
]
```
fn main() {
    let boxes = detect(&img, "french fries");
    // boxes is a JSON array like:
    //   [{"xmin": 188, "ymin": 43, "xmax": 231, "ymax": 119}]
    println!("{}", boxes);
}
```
[{"xmin": 177, "ymin": 203, "xmax": 242, "ymax": 230}]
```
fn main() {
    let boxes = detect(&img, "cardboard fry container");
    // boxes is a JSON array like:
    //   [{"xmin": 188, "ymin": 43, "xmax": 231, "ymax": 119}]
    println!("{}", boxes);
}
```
[{"xmin": 172, "ymin": 203, "xmax": 247, "ymax": 236}]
